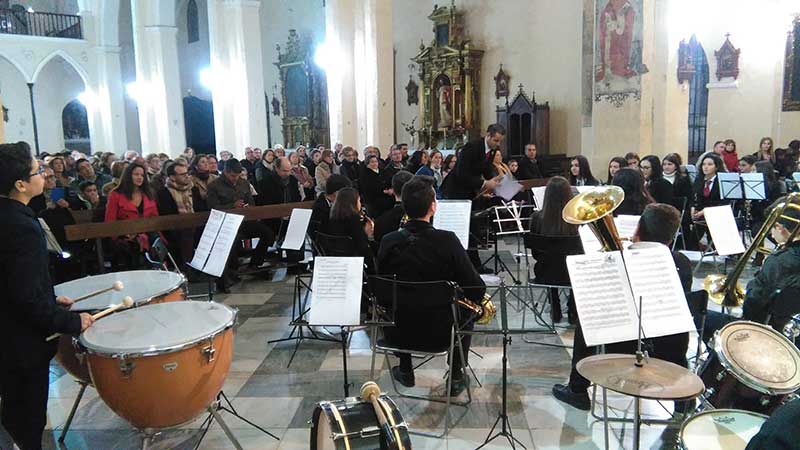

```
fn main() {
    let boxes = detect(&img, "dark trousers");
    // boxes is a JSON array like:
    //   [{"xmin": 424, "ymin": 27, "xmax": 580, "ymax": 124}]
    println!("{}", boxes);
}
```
[
  {"xmin": 237, "ymin": 220, "xmax": 276, "ymax": 266},
  {"xmin": 390, "ymin": 314, "xmax": 475, "ymax": 379},
  {"xmin": 1, "ymin": 365, "xmax": 50, "ymax": 450},
  {"xmin": 702, "ymin": 310, "xmax": 735, "ymax": 345}
]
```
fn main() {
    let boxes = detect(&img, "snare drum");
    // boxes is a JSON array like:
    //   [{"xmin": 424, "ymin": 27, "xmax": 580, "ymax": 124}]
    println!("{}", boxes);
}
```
[
  {"xmin": 311, "ymin": 395, "xmax": 411, "ymax": 450},
  {"xmin": 679, "ymin": 409, "xmax": 767, "ymax": 450},
  {"xmin": 79, "ymin": 301, "xmax": 236, "ymax": 429},
  {"xmin": 699, "ymin": 321, "xmax": 800, "ymax": 414},
  {"xmin": 55, "ymin": 271, "xmax": 186, "ymax": 383}
]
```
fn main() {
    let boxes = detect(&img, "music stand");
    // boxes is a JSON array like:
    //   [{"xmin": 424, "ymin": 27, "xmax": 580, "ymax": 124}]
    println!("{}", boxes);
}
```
[{"xmin": 481, "ymin": 201, "xmax": 533, "ymax": 286}]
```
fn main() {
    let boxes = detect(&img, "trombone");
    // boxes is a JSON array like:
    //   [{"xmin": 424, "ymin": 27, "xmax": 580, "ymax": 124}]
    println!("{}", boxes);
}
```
[{"xmin": 703, "ymin": 192, "xmax": 800, "ymax": 307}]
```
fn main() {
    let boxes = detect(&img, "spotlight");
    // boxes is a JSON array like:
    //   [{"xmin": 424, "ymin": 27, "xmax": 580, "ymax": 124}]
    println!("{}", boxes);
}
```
[
  {"xmin": 76, "ymin": 91, "xmax": 93, "ymax": 107},
  {"xmin": 199, "ymin": 67, "xmax": 215, "ymax": 90},
  {"xmin": 126, "ymin": 82, "xmax": 143, "ymax": 103},
  {"xmin": 314, "ymin": 40, "xmax": 340, "ymax": 74}
]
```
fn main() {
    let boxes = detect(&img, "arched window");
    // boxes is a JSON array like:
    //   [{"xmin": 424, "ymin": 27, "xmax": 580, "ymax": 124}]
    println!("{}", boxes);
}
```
[
  {"xmin": 187, "ymin": 0, "xmax": 199, "ymax": 44},
  {"xmin": 688, "ymin": 35, "xmax": 709, "ymax": 160}
]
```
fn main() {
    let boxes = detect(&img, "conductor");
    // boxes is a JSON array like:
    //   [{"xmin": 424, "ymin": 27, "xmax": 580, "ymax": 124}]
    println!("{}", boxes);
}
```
[{"xmin": 0, "ymin": 142, "xmax": 94, "ymax": 450}]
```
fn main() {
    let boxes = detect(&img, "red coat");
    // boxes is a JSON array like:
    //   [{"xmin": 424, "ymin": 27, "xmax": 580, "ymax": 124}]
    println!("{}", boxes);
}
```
[
  {"xmin": 105, "ymin": 190, "xmax": 159, "ymax": 222},
  {"xmin": 722, "ymin": 150, "xmax": 740, "ymax": 173}
]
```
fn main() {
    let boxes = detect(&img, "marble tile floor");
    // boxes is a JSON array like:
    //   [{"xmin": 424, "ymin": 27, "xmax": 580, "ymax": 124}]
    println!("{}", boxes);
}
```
[{"xmin": 0, "ymin": 245, "xmax": 757, "ymax": 450}]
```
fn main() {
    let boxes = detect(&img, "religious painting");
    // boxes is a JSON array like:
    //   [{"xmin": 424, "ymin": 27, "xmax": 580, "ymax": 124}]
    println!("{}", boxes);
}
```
[
  {"xmin": 594, "ymin": 0, "xmax": 644, "ymax": 107},
  {"xmin": 433, "ymin": 74, "xmax": 453, "ymax": 129},
  {"xmin": 405, "ymin": 75, "xmax": 419, "ymax": 106},
  {"xmin": 285, "ymin": 65, "xmax": 310, "ymax": 118},
  {"xmin": 714, "ymin": 34, "xmax": 740, "ymax": 81},
  {"xmin": 783, "ymin": 15, "xmax": 800, "ymax": 112}
]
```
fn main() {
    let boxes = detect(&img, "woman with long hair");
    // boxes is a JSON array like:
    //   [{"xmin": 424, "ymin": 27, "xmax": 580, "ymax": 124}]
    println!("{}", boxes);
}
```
[
  {"xmin": 406, "ymin": 149, "xmax": 429, "ymax": 175},
  {"xmin": 358, "ymin": 154, "xmax": 392, "ymax": 217},
  {"xmin": 640, "ymin": 155, "xmax": 673, "ymax": 204},
  {"xmin": 190, "ymin": 154, "xmax": 218, "ymax": 212},
  {"xmin": 48, "ymin": 156, "xmax": 73, "ymax": 188},
  {"xmin": 327, "ymin": 187, "xmax": 376, "ymax": 273},
  {"xmin": 662, "ymin": 153, "xmax": 692, "ymax": 197},
  {"xmin": 255, "ymin": 149, "xmax": 276, "ymax": 182},
  {"xmin": 606, "ymin": 157, "xmax": 627, "ymax": 185},
  {"xmin": 416, "ymin": 149, "xmax": 444, "ymax": 197},
  {"xmin": 315, "ymin": 149, "xmax": 335, "ymax": 196},
  {"xmin": 105, "ymin": 163, "xmax": 161, "ymax": 266},
  {"xmin": 568, "ymin": 155, "xmax": 599, "ymax": 187},
  {"xmin": 485, "ymin": 149, "xmax": 511, "ymax": 179},
  {"xmin": 691, "ymin": 153, "xmax": 725, "ymax": 220},
  {"xmin": 722, "ymin": 139, "xmax": 740, "ymax": 172},
  {"xmin": 755, "ymin": 137, "xmax": 775, "ymax": 163},
  {"xmin": 289, "ymin": 151, "xmax": 314, "ymax": 200},
  {"xmin": 443, "ymin": 154, "xmax": 457, "ymax": 178},
  {"xmin": 612, "ymin": 168, "xmax": 653, "ymax": 216}
]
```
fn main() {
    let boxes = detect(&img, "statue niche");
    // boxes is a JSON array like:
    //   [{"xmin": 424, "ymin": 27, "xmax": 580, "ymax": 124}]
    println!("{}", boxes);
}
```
[
  {"xmin": 276, "ymin": 30, "xmax": 329, "ymax": 148},
  {"xmin": 412, "ymin": 2, "xmax": 483, "ymax": 149}
]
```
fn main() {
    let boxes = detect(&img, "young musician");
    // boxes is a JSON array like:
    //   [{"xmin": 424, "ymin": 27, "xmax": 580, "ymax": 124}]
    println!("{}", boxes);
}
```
[
  {"xmin": 0, "ymin": 142, "xmax": 94, "ymax": 450},
  {"xmin": 552, "ymin": 203, "xmax": 692, "ymax": 411},
  {"xmin": 378, "ymin": 176, "xmax": 486, "ymax": 396}
]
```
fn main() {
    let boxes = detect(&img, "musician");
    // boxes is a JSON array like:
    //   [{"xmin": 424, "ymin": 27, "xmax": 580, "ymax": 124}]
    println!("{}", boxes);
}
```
[
  {"xmin": 640, "ymin": 155, "xmax": 674, "ymax": 205},
  {"xmin": 326, "ymin": 187, "xmax": 376, "ymax": 273},
  {"xmin": 373, "ymin": 170, "xmax": 413, "ymax": 244},
  {"xmin": 310, "ymin": 174, "xmax": 351, "ymax": 238},
  {"xmin": 0, "ymin": 142, "xmax": 94, "ymax": 450},
  {"xmin": 441, "ymin": 123, "xmax": 505, "ymax": 201},
  {"xmin": 704, "ymin": 196, "xmax": 800, "ymax": 337},
  {"xmin": 553, "ymin": 203, "xmax": 692, "ymax": 411},
  {"xmin": 690, "ymin": 153, "xmax": 725, "ymax": 220},
  {"xmin": 568, "ymin": 155, "xmax": 599, "ymax": 187},
  {"xmin": 378, "ymin": 175, "xmax": 486, "ymax": 396}
]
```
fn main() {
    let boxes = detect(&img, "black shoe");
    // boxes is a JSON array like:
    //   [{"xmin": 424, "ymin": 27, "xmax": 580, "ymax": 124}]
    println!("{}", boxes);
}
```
[
  {"xmin": 391, "ymin": 366, "xmax": 415, "ymax": 388},
  {"xmin": 449, "ymin": 378, "xmax": 467, "ymax": 397},
  {"xmin": 552, "ymin": 383, "xmax": 590, "ymax": 411},
  {"xmin": 477, "ymin": 265, "xmax": 495, "ymax": 275}
]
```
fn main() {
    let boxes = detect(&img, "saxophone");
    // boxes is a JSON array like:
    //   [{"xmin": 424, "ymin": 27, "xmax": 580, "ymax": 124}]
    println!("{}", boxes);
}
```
[{"xmin": 457, "ymin": 294, "xmax": 497, "ymax": 325}]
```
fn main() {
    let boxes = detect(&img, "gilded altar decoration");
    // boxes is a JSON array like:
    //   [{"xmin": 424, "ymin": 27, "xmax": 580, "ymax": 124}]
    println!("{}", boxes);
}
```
[
  {"xmin": 412, "ymin": 1, "xmax": 483, "ymax": 149},
  {"xmin": 714, "ymin": 34, "xmax": 740, "ymax": 81},
  {"xmin": 275, "ymin": 29, "xmax": 329, "ymax": 148},
  {"xmin": 783, "ymin": 15, "xmax": 800, "ymax": 112},
  {"xmin": 594, "ymin": 0, "xmax": 645, "ymax": 107}
]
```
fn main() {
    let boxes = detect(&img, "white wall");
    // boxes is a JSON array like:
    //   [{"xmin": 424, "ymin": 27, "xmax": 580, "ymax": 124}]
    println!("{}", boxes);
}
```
[
  {"xmin": 0, "ymin": 57, "xmax": 34, "ymax": 145},
  {"xmin": 118, "ymin": 0, "xmax": 141, "ymax": 152},
  {"xmin": 176, "ymin": 0, "xmax": 211, "ymax": 101},
  {"xmin": 32, "ymin": 56, "xmax": 85, "ymax": 152},
  {"xmin": 393, "ymin": 0, "xmax": 584, "ymax": 154}
]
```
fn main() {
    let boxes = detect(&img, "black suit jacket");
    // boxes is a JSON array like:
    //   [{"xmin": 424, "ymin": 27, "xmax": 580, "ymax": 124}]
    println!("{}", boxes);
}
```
[
  {"xmin": 647, "ymin": 177, "xmax": 674, "ymax": 205},
  {"xmin": 256, "ymin": 171, "xmax": 301, "ymax": 206},
  {"xmin": 374, "ymin": 202, "xmax": 404, "ymax": 244},
  {"xmin": 0, "ymin": 197, "xmax": 82, "ymax": 370},
  {"xmin": 518, "ymin": 157, "xmax": 544, "ymax": 180},
  {"xmin": 310, "ymin": 195, "xmax": 331, "ymax": 237},
  {"xmin": 442, "ymin": 138, "xmax": 488, "ymax": 199},
  {"xmin": 692, "ymin": 177, "xmax": 724, "ymax": 211}
]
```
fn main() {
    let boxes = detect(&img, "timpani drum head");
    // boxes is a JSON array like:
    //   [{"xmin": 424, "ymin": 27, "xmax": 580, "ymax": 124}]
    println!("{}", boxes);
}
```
[
  {"xmin": 716, "ymin": 321, "xmax": 800, "ymax": 394},
  {"xmin": 679, "ymin": 409, "xmax": 767, "ymax": 450},
  {"xmin": 79, "ymin": 301, "xmax": 235, "ymax": 356},
  {"xmin": 56, "ymin": 270, "xmax": 185, "ymax": 312}
]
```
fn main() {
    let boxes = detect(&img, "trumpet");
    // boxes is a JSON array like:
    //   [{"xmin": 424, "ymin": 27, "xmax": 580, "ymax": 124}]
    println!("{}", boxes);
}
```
[{"xmin": 457, "ymin": 294, "xmax": 496, "ymax": 325}]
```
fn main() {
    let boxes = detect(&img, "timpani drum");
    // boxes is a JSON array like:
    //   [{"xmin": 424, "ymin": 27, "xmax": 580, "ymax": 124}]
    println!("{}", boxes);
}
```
[
  {"xmin": 54, "ymin": 271, "xmax": 186, "ymax": 384},
  {"xmin": 679, "ymin": 409, "xmax": 767, "ymax": 450},
  {"xmin": 698, "ymin": 321, "xmax": 800, "ymax": 414},
  {"xmin": 78, "ymin": 301, "xmax": 236, "ymax": 429},
  {"xmin": 310, "ymin": 395, "xmax": 411, "ymax": 450}
]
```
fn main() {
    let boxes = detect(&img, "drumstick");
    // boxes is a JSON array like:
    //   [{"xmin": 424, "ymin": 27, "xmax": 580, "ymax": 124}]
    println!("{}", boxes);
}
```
[
  {"xmin": 360, "ymin": 382, "xmax": 404, "ymax": 450},
  {"xmin": 46, "ymin": 296, "xmax": 134, "ymax": 342},
  {"xmin": 72, "ymin": 281, "xmax": 124, "ymax": 304}
]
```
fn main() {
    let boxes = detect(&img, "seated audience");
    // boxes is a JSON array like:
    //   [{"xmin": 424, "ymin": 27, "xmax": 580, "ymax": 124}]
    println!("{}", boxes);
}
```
[
  {"xmin": 508, "ymin": 159, "xmax": 519, "ymax": 179},
  {"xmin": 415, "ymin": 149, "xmax": 444, "ymax": 197},
  {"xmin": 257, "ymin": 157, "xmax": 301, "ymax": 206},
  {"xmin": 207, "ymin": 154, "xmax": 220, "ymax": 175},
  {"xmin": 310, "ymin": 174, "xmax": 352, "ymax": 238},
  {"xmin": 70, "ymin": 158, "xmax": 111, "ymax": 193},
  {"xmin": 612, "ymin": 168, "xmax": 653, "ymax": 216},
  {"xmin": 99, "ymin": 151, "xmax": 116, "ymax": 176},
  {"xmin": 145, "ymin": 154, "xmax": 162, "ymax": 178},
  {"xmin": 149, "ymin": 158, "xmax": 170, "ymax": 193},
  {"xmin": 722, "ymin": 138, "xmax": 740, "ymax": 172},
  {"xmin": 103, "ymin": 160, "xmax": 128, "ymax": 196},
  {"xmin": 325, "ymin": 187, "xmax": 376, "ymax": 273},
  {"xmin": 606, "ymin": 157, "xmax": 627, "ymax": 185},
  {"xmin": 289, "ymin": 151, "xmax": 314, "ymax": 200},
  {"xmin": 190, "ymin": 154, "xmax": 218, "ymax": 212},
  {"xmin": 377, "ymin": 175, "xmax": 486, "ymax": 396},
  {"xmin": 155, "ymin": 161, "xmax": 195, "ymax": 263},
  {"xmin": 339, "ymin": 146, "xmax": 361, "ymax": 185},
  {"xmin": 315, "ymin": 149, "xmax": 335, "ymax": 197},
  {"xmin": 105, "ymin": 163, "xmax": 160, "ymax": 268},
  {"xmin": 485, "ymin": 149, "xmax": 510, "ymax": 179},
  {"xmin": 73, "ymin": 180, "xmax": 104, "ymax": 214},
  {"xmin": 240, "ymin": 147, "xmax": 259, "ymax": 182},
  {"xmin": 29, "ymin": 167, "xmax": 69, "ymax": 215},
  {"xmin": 568, "ymin": 155, "xmax": 599, "ymax": 187},
  {"xmin": 406, "ymin": 149, "xmax": 428, "ymax": 175},
  {"xmin": 255, "ymin": 148, "xmax": 276, "ymax": 183},
  {"xmin": 359, "ymin": 154, "xmax": 394, "ymax": 217},
  {"xmin": 443, "ymin": 154, "xmax": 457, "ymax": 179},
  {"xmin": 48, "ymin": 156, "xmax": 73, "ymax": 187},
  {"xmin": 518, "ymin": 144, "xmax": 544, "ymax": 179},
  {"xmin": 553, "ymin": 203, "xmax": 693, "ymax": 411},
  {"xmin": 640, "ymin": 155, "xmax": 674, "ymax": 204},
  {"xmin": 374, "ymin": 170, "xmax": 414, "ymax": 244}
]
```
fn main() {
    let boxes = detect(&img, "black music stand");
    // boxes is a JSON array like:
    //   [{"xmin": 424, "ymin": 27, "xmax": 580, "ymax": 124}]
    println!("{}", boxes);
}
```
[{"xmin": 480, "ymin": 201, "xmax": 533, "ymax": 286}]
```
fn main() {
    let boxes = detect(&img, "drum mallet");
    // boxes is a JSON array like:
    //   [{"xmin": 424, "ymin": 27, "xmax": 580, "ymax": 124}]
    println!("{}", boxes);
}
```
[
  {"xmin": 46, "ymin": 296, "xmax": 134, "ymax": 342},
  {"xmin": 72, "ymin": 281, "xmax": 125, "ymax": 304},
  {"xmin": 360, "ymin": 381, "xmax": 404, "ymax": 450}
]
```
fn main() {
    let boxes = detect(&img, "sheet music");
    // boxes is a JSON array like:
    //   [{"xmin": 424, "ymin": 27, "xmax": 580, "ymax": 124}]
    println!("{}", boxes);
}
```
[
  {"xmin": 308, "ymin": 257, "xmax": 363, "ymax": 326},
  {"xmin": 567, "ymin": 252, "xmax": 639, "ymax": 346},
  {"xmin": 575, "ymin": 186, "xmax": 595, "ymax": 193},
  {"xmin": 741, "ymin": 173, "xmax": 766, "ymax": 200},
  {"xmin": 204, "ymin": 213, "xmax": 245, "ymax": 277},
  {"xmin": 578, "ymin": 218, "xmax": 636, "ymax": 253},
  {"xmin": 531, "ymin": 186, "xmax": 547, "ymax": 210},
  {"xmin": 624, "ymin": 243, "xmax": 696, "ymax": 339},
  {"xmin": 190, "ymin": 209, "xmax": 225, "ymax": 271},
  {"xmin": 281, "ymin": 208, "xmax": 313, "ymax": 250},
  {"xmin": 494, "ymin": 174, "xmax": 522, "ymax": 201},
  {"xmin": 718, "ymin": 172, "xmax": 743, "ymax": 200},
  {"xmin": 615, "ymin": 215, "xmax": 640, "ymax": 240},
  {"xmin": 703, "ymin": 205, "xmax": 745, "ymax": 256},
  {"xmin": 433, "ymin": 200, "xmax": 472, "ymax": 249},
  {"xmin": 38, "ymin": 218, "xmax": 63, "ymax": 254}
]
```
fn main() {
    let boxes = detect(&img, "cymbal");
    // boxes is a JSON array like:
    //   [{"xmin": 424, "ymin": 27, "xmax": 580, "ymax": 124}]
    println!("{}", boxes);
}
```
[{"xmin": 577, "ymin": 354, "xmax": 705, "ymax": 400}]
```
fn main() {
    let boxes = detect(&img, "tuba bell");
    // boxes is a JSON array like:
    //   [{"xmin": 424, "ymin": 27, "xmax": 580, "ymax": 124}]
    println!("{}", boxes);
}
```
[
  {"xmin": 703, "ymin": 193, "xmax": 800, "ymax": 307},
  {"xmin": 562, "ymin": 186, "xmax": 626, "ymax": 251}
]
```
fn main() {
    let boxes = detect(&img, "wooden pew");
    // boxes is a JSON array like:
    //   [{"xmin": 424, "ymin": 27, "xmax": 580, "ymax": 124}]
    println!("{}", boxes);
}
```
[{"xmin": 64, "ymin": 201, "xmax": 314, "ymax": 272}]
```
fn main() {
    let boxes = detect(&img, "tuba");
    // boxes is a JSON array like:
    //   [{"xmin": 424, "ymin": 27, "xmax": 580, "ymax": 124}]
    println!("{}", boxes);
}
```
[
  {"xmin": 562, "ymin": 186, "xmax": 626, "ymax": 251},
  {"xmin": 457, "ymin": 294, "xmax": 497, "ymax": 325},
  {"xmin": 703, "ymin": 193, "xmax": 800, "ymax": 307}
]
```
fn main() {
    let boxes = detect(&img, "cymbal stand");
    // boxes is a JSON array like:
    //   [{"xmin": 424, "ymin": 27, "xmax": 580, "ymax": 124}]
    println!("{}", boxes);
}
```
[{"xmin": 192, "ymin": 391, "xmax": 280, "ymax": 450}]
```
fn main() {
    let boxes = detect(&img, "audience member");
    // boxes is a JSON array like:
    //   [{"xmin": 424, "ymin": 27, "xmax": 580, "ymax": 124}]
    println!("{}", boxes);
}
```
[
  {"xmin": 190, "ymin": 154, "xmax": 218, "ymax": 212},
  {"xmin": 48, "ymin": 156, "xmax": 73, "ymax": 188},
  {"xmin": 145, "ymin": 154, "xmax": 162, "ymax": 178},
  {"xmin": 443, "ymin": 154, "xmax": 457, "ymax": 179},
  {"xmin": 755, "ymin": 137, "xmax": 775, "ymax": 164},
  {"xmin": 518, "ymin": 144, "xmax": 544, "ymax": 179},
  {"xmin": 240, "ymin": 147, "xmax": 258, "ymax": 182},
  {"xmin": 103, "ymin": 160, "xmax": 128, "ymax": 195},
  {"xmin": 485, "ymin": 149, "xmax": 510, "ymax": 179},
  {"xmin": 105, "ymin": 163, "xmax": 160, "ymax": 268},
  {"xmin": 207, "ymin": 154, "xmax": 220, "ymax": 175},
  {"xmin": 315, "ymin": 150, "xmax": 335, "ymax": 197},
  {"xmin": 722, "ymin": 139, "xmax": 740, "ymax": 172},
  {"xmin": 289, "ymin": 152, "xmax": 314, "ymax": 200},
  {"xmin": 339, "ymin": 146, "xmax": 361, "ymax": 185},
  {"xmin": 255, "ymin": 149, "xmax": 276, "ymax": 183},
  {"xmin": 406, "ymin": 149, "xmax": 429, "ymax": 175},
  {"xmin": 71, "ymin": 158, "xmax": 111, "ymax": 194},
  {"xmin": 155, "ymin": 162, "xmax": 195, "ymax": 263},
  {"xmin": 415, "ymin": 149, "xmax": 444, "ymax": 197},
  {"xmin": 359, "ymin": 154, "xmax": 393, "ymax": 217},
  {"xmin": 257, "ymin": 157, "xmax": 301, "ymax": 206}
]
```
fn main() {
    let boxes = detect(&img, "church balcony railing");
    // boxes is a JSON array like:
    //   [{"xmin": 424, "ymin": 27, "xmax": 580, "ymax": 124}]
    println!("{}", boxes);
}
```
[{"xmin": 0, "ymin": 8, "xmax": 82, "ymax": 40}]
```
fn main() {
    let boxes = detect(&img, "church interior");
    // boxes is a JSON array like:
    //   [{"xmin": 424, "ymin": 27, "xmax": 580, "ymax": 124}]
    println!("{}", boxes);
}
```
[{"xmin": 1, "ymin": 0, "xmax": 800, "ymax": 449}]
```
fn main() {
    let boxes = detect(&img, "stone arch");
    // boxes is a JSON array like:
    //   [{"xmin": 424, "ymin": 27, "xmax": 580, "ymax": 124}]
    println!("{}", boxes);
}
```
[
  {"xmin": 32, "ymin": 50, "xmax": 90, "ymax": 86},
  {"xmin": 0, "ymin": 51, "xmax": 33, "ymax": 83}
]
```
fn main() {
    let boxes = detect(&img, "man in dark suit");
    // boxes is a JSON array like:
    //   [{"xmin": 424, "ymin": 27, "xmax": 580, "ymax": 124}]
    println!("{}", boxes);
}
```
[
  {"xmin": 553, "ymin": 203, "xmax": 694, "ymax": 411},
  {"xmin": 310, "ymin": 175, "xmax": 351, "ymax": 238},
  {"xmin": 373, "ymin": 170, "xmax": 413, "ymax": 244},
  {"xmin": 517, "ymin": 143, "xmax": 544, "ymax": 180},
  {"xmin": 378, "ymin": 176, "xmax": 486, "ymax": 396},
  {"xmin": 0, "ymin": 142, "xmax": 94, "ymax": 450},
  {"xmin": 441, "ymin": 123, "xmax": 505, "ymax": 200}
]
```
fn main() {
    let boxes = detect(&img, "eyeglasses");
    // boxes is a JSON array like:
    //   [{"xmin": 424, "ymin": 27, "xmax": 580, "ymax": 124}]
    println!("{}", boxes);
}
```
[{"xmin": 26, "ymin": 165, "xmax": 46, "ymax": 179}]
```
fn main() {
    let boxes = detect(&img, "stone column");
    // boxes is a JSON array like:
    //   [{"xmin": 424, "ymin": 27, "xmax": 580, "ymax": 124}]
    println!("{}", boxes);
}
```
[
  {"xmin": 130, "ymin": 0, "xmax": 186, "ymax": 157},
  {"xmin": 207, "ymin": 0, "xmax": 268, "ymax": 159},
  {"xmin": 87, "ymin": 45, "xmax": 129, "ymax": 153},
  {"xmin": 325, "ymin": 0, "xmax": 394, "ymax": 154}
]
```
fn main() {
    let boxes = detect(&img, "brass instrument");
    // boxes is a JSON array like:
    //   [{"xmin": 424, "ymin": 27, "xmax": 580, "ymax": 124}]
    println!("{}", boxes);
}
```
[
  {"xmin": 703, "ymin": 193, "xmax": 800, "ymax": 307},
  {"xmin": 399, "ymin": 213, "xmax": 410, "ymax": 228},
  {"xmin": 783, "ymin": 313, "xmax": 800, "ymax": 343},
  {"xmin": 562, "ymin": 186, "xmax": 626, "ymax": 251},
  {"xmin": 457, "ymin": 294, "xmax": 496, "ymax": 325}
]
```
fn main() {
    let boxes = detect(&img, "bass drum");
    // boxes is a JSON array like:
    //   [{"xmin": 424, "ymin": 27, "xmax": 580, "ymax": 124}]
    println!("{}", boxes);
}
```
[
  {"xmin": 311, "ymin": 394, "xmax": 412, "ymax": 450},
  {"xmin": 79, "ymin": 301, "xmax": 235, "ymax": 429},
  {"xmin": 699, "ymin": 321, "xmax": 800, "ymax": 414},
  {"xmin": 679, "ymin": 409, "xmax": 767, "ymax": 450},
  {"xmin": 54, "ymin": 270, "xmax": 186, "ymax": 384}
]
